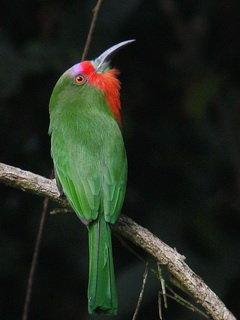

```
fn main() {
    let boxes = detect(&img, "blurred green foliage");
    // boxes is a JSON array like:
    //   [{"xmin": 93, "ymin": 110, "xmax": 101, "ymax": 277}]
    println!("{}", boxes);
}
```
[{"xmin": 1, "ymin": 0, "xmax": 240, "ymax": 319}]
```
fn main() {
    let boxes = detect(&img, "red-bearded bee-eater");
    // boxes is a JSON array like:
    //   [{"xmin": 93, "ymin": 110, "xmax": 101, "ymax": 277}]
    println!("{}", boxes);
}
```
[{"xmin": 49, "ymin": 40, "xmax": 134, "ymax": 315}]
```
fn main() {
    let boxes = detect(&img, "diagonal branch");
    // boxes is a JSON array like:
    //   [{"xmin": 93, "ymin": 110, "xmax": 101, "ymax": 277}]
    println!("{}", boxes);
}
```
[
  {"xmin": 0, "ymin": 162, "xmax": 236, "ymax": 320},
  {"xmin": 81, "ymin": 0, "xmax": 105, "ymax": 61}
]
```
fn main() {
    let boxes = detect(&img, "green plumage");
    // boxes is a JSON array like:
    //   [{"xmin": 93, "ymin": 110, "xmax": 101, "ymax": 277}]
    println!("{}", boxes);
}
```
[
  {"xmin": 88, "ymin": 215, "xmax": 117, "ymax": 314},
  {"xmin": 49, "ymin": 63, "xmax": 127, "ymax": 314}
]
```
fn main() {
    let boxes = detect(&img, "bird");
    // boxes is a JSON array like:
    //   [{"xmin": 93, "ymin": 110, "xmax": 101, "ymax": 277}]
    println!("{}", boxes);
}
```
[{"xmin": 49, "ymin": 40, "xmax": 134, "ymax": 314}]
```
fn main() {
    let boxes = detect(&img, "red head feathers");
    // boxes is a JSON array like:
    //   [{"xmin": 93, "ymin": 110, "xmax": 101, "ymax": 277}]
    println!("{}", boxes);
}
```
[{"xmin": 71, "ymin": 61, "xmax": 122, "ymax": 126}]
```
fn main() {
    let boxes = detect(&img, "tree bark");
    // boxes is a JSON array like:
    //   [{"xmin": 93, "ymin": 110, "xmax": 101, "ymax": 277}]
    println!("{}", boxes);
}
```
[{"xmin": 0, "ymin": 162, "xmax": 236, "ymax": 320}]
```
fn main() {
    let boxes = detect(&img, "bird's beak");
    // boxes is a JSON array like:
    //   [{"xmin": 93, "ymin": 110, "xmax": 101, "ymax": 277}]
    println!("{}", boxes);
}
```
[{"xmin": 94, "ymin": 39, "xmax": 135, "ymax": 73}]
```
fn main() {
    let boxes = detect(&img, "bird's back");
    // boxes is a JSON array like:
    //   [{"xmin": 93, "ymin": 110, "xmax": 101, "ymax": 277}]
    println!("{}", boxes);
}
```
[{"xmin": 49, "ymin": 89, "xmax": 127, "ymax": 224}]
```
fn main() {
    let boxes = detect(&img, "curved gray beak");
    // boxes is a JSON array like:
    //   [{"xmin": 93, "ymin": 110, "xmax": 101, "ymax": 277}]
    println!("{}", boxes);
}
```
[{"xmin": 94, "ymin": 39, "xmax": 135, "ymax": 72}]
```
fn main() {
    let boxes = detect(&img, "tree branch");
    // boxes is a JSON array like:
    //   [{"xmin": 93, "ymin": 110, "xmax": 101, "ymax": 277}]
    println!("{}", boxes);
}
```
[
  {"xmin": 81, "ymin": 0, "xmax": 105, "ymax": 61},
  {"xmin": 0, "ymin": 162, "xmax": 236, "ymax": 320}
]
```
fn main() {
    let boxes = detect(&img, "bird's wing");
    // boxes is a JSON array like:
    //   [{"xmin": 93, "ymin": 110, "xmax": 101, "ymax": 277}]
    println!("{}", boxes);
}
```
[
  {"xmin": 51, "ymin": 116, "xmax": 127, "ymax": 224},
  {"xmin": 53, "ymin": 141, "xmax": 102, "ymax": 223},
  {"xmin": 102, "ymin": 149, "xmax": 127, "ymax": 224}
]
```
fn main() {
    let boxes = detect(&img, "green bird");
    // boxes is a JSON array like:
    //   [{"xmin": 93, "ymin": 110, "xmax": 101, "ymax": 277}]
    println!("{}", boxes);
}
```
[{"xmin": 49, "ymin": 40, "xmax": 134, "ymax": 315}]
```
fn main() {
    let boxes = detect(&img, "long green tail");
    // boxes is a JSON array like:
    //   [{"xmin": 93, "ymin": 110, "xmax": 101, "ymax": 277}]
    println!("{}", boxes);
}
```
[{"xmin": 87, "ymin": 214, "xmax": 118, "ymax": 315}]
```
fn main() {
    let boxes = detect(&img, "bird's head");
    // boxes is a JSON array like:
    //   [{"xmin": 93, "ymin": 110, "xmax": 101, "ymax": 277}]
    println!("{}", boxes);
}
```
[{"xmin": 51, "ymin": 40, "xmax": 135, "ymax": 125}]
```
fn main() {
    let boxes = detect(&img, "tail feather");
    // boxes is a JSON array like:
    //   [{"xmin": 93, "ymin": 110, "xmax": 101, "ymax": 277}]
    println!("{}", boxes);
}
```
[{"xmin": 87, "ymin": 214, "xmax": 118, "ymax": 314}]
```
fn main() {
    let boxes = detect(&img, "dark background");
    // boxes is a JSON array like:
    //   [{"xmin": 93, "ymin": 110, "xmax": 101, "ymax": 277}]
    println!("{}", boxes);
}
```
[{"xmin": 1, "ymin": 0, "xmax": 240, "ymax": 319}]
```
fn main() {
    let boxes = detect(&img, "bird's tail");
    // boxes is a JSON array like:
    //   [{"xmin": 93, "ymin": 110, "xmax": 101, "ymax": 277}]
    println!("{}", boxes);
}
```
[{"xmin": 87, "ymin": 214, "xmax": 118, "ymax": 315}]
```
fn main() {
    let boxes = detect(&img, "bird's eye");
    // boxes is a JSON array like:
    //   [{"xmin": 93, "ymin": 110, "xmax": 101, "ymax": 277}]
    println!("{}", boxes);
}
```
[{"xmin": 74, "ymin": 74, "xmax": 86, "ymax": 85}]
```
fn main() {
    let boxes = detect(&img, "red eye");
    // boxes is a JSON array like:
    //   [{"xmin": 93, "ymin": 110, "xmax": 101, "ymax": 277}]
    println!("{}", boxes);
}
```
[{"xmin": 75, "ymin": 74, "xmax": 86, "ymax": 84}]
